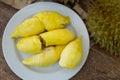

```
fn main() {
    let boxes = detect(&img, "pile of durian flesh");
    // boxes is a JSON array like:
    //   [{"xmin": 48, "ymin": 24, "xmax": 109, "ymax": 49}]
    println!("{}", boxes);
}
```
[{"xmin": 11, "ymin": 11, "xmax": 83, "ymax": 70}]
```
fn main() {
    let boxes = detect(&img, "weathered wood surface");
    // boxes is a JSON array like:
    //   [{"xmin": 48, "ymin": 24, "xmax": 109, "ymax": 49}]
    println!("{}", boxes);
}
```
[
  {"xmin": 0, "ymin": 1, "xmax": 120, "ymax": 80},
  {"xmin": 0, "ymin": 0, "xmax": 36, "ymax": 9},
  {"xmin": 0, "ymin": 0, "xmax": 55, "ymax": 9}
]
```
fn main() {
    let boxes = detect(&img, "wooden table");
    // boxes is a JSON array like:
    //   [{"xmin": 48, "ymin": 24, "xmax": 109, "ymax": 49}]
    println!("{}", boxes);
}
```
[{"xmin": 0, "ymin": 1, "xmax": 120, "ymax": 80}]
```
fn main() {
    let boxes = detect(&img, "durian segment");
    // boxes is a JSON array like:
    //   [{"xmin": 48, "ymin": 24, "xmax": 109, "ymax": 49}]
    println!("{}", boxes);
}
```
[
  {"xmin": 34, "ymin": 11, "xmax": 70, "ymax": 31},
  {"xmin": 59, "ymin": 35, "xmax": 83, "ymax": 70},
  {"xmin": 40, "ymin": 29, "xmax": 74, "ymax": 46},
  {"xmin": 55, "ymin": 45, "xmax": 66, "ymax": 59},
  {"xmin": 22, "ymin": 45, "xmax": 65, "ymax": 67},
  {"xmin": 17, "ymin": 35, "xmax": 42, "ymax": 54},
  {"xmin": 11, "ymin": 17, "xmax": 45, "ymax": 38}
]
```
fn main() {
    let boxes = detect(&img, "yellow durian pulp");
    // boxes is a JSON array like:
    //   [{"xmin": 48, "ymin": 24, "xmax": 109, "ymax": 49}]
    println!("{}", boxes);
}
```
[
  {"xmin": 59, "ymin": 35, "xmax": 83, "ymax": 70},
  {"xmin": 17, "ymin": 35, "xmax": 42, "ymax": 54},
  {"xmin": 11, "ymin": 17, "xmax": 45, "ymax": 38},
  {"xmin": 22, "ymin": 45, "xmax": 65, "ymax": 67},
  {"xmin": 34, "ymin": 11, "xmax": 70, "ymax": 31},
  {"xmin": 40, "ymin": 29, "xmax": 74, "ymax": 46}
]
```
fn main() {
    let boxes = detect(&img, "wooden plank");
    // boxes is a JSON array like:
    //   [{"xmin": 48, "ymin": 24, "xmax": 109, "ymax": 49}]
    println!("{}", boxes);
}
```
[
  {"xmin": 0, "ymin": 0, "xmax": 55, "ymax": 9},
  {"xmin": 0, "ymin": 0, "xmax": 35, "ymax": 9},
  {"xmin": 73, "ymin": 3, "xmax": 87, "ymax": 20},
  {"xmin": 0, "ymin": 2, "xmax": 21, "ymax": 80},
  {"xmin": 0, "ymin": 2, "xmax": 120, "ymax": 80},
  {"xmin": 71, "ymin": 45, "xmax": 120, "ymax": 80}
]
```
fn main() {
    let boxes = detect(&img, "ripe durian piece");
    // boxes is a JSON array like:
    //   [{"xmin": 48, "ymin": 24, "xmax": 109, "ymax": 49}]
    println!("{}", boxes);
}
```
[
  {"xmin": 55, "ymin": 45, "xmax": 66, "ymax": 58},
  {"xmin": 59, "ymin": 36, "xmax": 83, "ymax": 70},
  {"xmin": 22, "ymin": 45, "xmax": 65, "ymax": 67},
  {"xmin": 34, "ymin": 11, "xmax": 70, "ymax": 31},
  {"xmin": 87, "ymin": 0, "xmax": 120, "ymax": 56},
  {"xmin": 11, "ymin": 17, "xmax": 45, "ymax": 38},
  {"xmin": 17, "ymin": 35, "xmax": 42, "ymax": 54},
  {"xmin": 40, "ymin": 29, "xmax": 74, "ymax": 46}
]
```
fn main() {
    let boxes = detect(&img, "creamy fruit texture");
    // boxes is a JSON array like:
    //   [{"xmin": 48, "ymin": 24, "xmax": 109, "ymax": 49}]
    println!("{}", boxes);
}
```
[{"xmin": 11, "ymin": 11, "xmax": 83, "ymax": 70}]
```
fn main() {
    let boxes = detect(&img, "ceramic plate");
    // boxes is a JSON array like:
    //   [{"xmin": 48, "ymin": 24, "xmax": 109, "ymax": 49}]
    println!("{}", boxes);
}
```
[{"xmin": 2, "ymin": 2, "xmax": 90, "ymax": 80}]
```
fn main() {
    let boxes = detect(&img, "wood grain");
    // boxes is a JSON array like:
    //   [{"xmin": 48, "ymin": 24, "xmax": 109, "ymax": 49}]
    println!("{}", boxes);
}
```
[
  {"xmin": 0, "ymin": 2, "xmax": 21, "ymax": 80},
  {"xmin": 0, "ymin": 0, "xmax": 56, "ymax": 9},
  {"xmin": 0, "ymin": 1, "xmax": 120, "ymax": 80},
  {"xmin": 0, "ymin": 0, "xmax": 35, "ymax": 9}
]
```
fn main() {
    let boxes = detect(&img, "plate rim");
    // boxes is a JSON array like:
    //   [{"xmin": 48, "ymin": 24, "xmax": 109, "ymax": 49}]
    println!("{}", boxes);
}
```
[{"xmin": 2, "ymin": 2, "xmax": 90, "ymax": 80}]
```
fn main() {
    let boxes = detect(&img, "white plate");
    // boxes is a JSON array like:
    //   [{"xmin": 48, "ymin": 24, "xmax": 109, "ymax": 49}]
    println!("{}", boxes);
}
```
[{"xmin": 2, "ymin": 2, "xmax": 90, "ymax": 80}]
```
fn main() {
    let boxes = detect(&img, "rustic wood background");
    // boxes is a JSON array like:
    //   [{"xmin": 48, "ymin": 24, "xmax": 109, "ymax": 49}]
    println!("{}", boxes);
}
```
[{"xmin": 0, "ymin": 0, "xmax": 120, "ymax": 80}]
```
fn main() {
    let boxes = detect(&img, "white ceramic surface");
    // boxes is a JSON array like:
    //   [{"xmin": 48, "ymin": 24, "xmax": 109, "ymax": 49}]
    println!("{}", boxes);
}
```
[{"xmin": 2, "ymin": 2, "xmax": 90, "ymax": 80}]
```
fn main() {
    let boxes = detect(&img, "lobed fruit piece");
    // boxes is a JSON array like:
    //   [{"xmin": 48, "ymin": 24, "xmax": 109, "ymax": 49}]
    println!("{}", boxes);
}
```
[
  {"xmin": 34, "ymin": 11, "xmax": 70, "ymax": 31},
  {"xmin": 17, "ymin": 35, "xmax": 42, "ymax": 54},
  {"xmin": 59, "ymin": 35, "xmax": 83, "ymax": 70},
  {"xmin": 23, "ymin": 45, "xmax": 65, "ymax": 67},
  {"xmin": 40, "ymin": 29, "xmax": 74, "ymax": 46},
  {"xmin": 87, "ymin": 0, "xmax": 120, "ymax": 56},
  {"xmin": 11, "ymin": 17, "xmax": 45, "ymax": 38}
]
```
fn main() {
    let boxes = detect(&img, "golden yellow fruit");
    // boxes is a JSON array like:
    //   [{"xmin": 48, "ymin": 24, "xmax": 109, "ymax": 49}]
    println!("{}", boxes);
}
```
[
  {"xmin": 11, "ymin": 17, "xmax": 45, "ymax": 38},
  {"xmin": 22, "ymin": 45, "xmax": 65, "ymax": 67},
  {"xmin": 17, "ymin": 36, "xmax": 42, "ymax": 54},
  {"xmin": 34, "ymin": 11, "xmax": 70, "ymax": 31},
  {"xmin": 55, "ymin": 45, "xmax": 66, "ymax": 58},
  {"xmin": 40, "ymin": 29, "xmax": 74, "ymax": 46},
  {"xmin": 59, "ymin": 36, "xmax": 83, "ymax": 70}
]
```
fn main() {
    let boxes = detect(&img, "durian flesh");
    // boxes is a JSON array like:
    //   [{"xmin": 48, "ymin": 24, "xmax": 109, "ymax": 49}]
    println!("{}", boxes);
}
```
[
  {"xmin": 34, "ymin": 11, "xmax": 70, "ymax": 31},
  {"xmin": 59, "ymin": 36, "xmax": 83, "ymax": 70},
  {"xmin": 17, "ymin": 36, "xmax": 42, "ymax": 54},
  {"xmin": 40, "ymin": 29, "xmax": 74, "ymax": 46},
  {"xmin": 23, "ymin": 45, "xmax": 65, "ymax": 67},
  {"xmin": 11, "ymin": 17, "xmax": 45, "ymax": 38}
]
